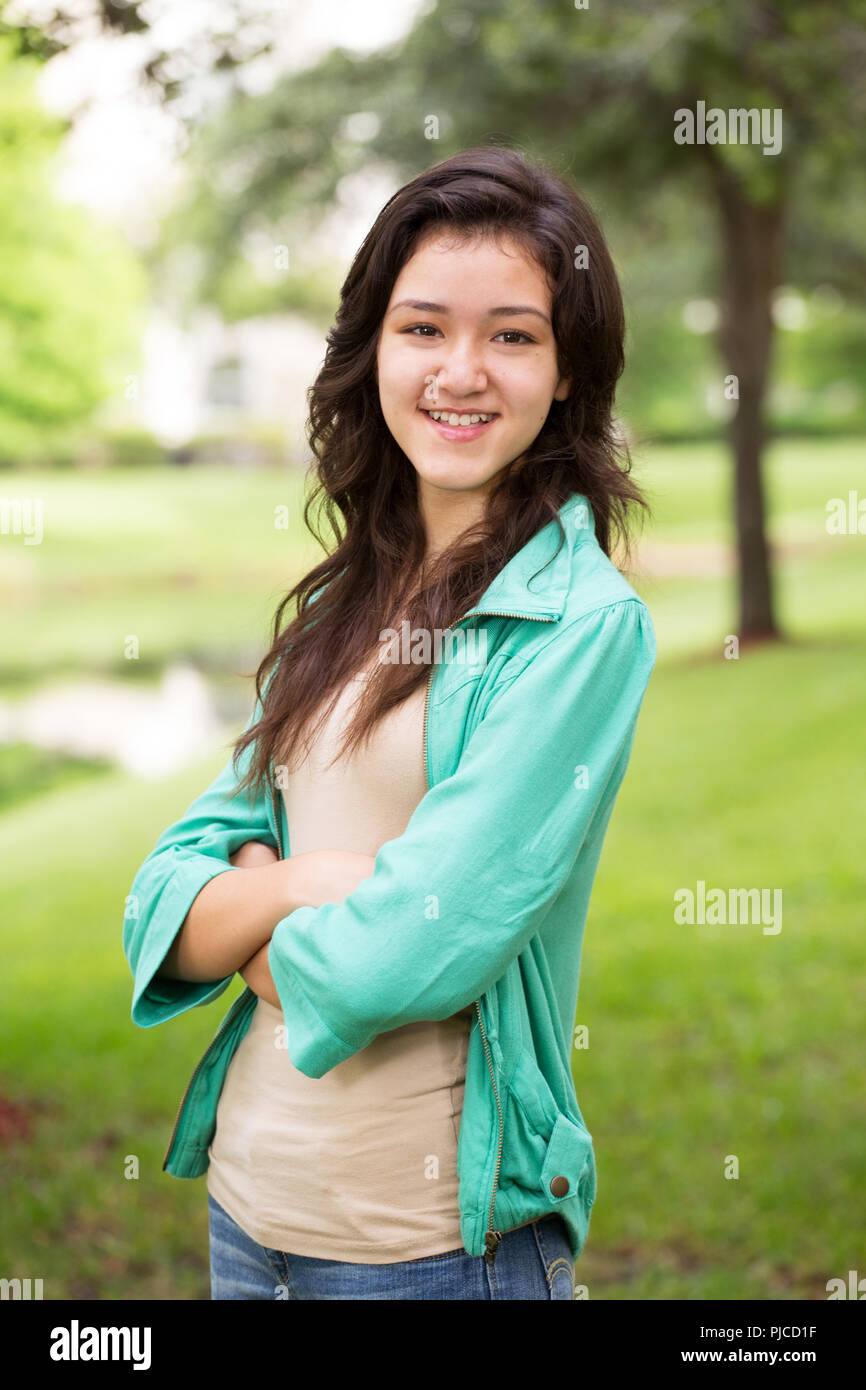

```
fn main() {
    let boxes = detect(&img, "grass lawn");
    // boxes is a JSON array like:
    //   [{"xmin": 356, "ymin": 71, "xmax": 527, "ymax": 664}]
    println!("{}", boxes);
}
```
[{"xmin": 0, "ymin": 438, "xmax": 863, "ymax": 1299}]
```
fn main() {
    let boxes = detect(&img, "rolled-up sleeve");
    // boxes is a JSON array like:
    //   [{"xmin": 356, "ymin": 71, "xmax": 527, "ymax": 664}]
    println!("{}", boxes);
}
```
[{"xmin": 123, "ymin": 696, "xmax": 277, "ymax": 1027}]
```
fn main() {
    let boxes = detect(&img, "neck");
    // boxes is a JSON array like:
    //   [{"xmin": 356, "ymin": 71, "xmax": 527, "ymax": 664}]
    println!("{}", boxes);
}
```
[{"xmin": 419, "ymin": 481, "xmax": 490, "ymax": 566}]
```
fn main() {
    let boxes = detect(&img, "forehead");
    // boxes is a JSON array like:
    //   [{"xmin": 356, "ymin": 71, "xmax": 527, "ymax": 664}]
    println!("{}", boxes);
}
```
[{"xmin": 389, "ymin": 230, "xmax": 550, "ymax": 303}]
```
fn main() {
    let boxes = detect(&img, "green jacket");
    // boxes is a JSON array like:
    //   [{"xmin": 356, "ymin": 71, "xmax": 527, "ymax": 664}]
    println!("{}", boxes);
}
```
[{"xmin": 123, "ymin": 491, "xmax": 656, "ymax": 1266}]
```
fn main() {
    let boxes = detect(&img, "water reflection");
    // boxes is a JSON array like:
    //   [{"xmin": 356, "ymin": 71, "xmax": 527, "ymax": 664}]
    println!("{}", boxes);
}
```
[{"xmin": 0, "ymin": 663, "xmax": 227, "ymax": 780}]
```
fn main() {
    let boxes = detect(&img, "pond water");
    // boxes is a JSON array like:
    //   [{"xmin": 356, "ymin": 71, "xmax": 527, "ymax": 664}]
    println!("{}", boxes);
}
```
[{"xmin": 0, "ymin": 663, "xmax": 232, "ymax": 780}]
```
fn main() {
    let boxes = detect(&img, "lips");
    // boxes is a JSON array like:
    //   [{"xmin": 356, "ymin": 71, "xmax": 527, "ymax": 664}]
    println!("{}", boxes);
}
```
[
  {"xmin": 418, "ymin": 407, "xmax": 500, "ymax": 441},
  {"xmin": 419, "ymin": 408, "xmax": 499, "ymax": 424}
]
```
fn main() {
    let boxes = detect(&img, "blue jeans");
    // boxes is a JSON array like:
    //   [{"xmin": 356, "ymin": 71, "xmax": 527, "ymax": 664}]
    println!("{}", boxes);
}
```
[{"xmin": 208, "ymin": 1193, "xmax": 576, "ymax": 1300}]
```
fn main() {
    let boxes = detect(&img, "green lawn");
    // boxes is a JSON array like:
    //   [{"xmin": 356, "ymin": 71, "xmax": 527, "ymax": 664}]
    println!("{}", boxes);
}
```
[
  {"xmin": 0, "ymin": 439, "xmax": 863, "ymax": 1299},
  {"xmin": 1, "ymin": 438, "xmax": 863, "ymax": 685}
]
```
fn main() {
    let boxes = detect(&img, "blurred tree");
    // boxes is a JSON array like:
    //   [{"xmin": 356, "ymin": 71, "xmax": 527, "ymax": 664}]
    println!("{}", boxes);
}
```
[
  {"xmin": 11, "ymin": 0, "xmax": 864, "ymax": 636},
  {"xmin": 152, "ymin": 0, "xmax": 866, "ymax": 643},
  {"xmin": 0, "ymin": 0, "xmax": 276, "ymax": 114},
  {"xmin": 0, "ymin": 34, "xmax": 145, "ymax": 463}
]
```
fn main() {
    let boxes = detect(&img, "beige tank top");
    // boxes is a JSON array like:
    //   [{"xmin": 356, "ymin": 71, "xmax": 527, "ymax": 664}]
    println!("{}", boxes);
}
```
[{"xmin": 207, "ymin": 657, "xmax": 475, "ymax": 1262}]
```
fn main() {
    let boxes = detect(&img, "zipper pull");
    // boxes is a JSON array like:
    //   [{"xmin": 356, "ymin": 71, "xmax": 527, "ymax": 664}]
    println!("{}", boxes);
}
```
[{"xmin": 483, "ymin": 1230, "xmax": 503, "ymax": 1266}]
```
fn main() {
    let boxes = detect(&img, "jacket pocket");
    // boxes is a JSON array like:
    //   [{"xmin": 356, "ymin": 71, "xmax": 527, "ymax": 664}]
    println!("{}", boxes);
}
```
[
  {"xmin": 501, "ymin": 1046, "xmax": 596, "ymax": 1238},
  {"xmin": 540, "ymin": 1111, "xmax": 596, "ymax": 1210}
]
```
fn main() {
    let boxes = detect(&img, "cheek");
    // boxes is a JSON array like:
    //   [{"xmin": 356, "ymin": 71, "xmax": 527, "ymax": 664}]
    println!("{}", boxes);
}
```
[
  {"xmin": 506, "ymin": 383, "xmax": 551, "ymax": 429},
  {"xmin": 522, "ymin": 371, "xmax": 561, "ymax": 420},
  {"xmin": 376, "ymin": 369, "xmax": 402, "ymax": 418},
  {"xmin": 378, "ymin": 350, "xmax": 419, "ymax": 402},
  {"xmin": 500, "ymin": 359, "xmax": 554, "ymax": 401}
]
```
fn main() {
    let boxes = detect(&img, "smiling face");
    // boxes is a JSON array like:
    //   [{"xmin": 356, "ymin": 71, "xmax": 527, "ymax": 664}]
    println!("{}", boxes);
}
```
[{"xmin": 376, "ymin": 228, "xmax": 571, "ymax": 549}]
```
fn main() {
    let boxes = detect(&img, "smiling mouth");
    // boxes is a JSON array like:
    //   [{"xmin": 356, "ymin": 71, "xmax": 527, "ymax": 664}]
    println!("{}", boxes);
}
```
[
  {"xmin": 418, "ymin": 407, "xmax": 500, "ymax": 438},
  {"xmin": 421, "ymin": 408, "xmax": 498, "ymax": 424}
]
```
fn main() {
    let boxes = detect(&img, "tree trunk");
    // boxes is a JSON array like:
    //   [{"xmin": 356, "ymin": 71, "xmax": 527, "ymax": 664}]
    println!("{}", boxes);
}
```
[{"xmin": 713, "ymin": 171, "xmax": 786, "ymax": 642}]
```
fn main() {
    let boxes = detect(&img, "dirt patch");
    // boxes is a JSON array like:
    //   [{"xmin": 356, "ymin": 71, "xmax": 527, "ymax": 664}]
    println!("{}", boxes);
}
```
[
  {"xmin": 0, "ymin": 1093, "xmax": 35, "ymax": 1144},
  {"xmin": 586, "ymin": 1240, "xmax": 829, "ymax": 1298},
  {"xmin": 627, "ymin": 535, "xmax": 840, "ymax": 581},
  {"xmin": 632, "ymin": 540, "xmax": 734, "ymax": 579}
]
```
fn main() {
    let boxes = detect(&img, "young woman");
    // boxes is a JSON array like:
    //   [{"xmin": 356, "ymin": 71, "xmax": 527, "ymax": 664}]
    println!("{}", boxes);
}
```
[{"xmin": 124, "ymin": 144, "xmax": 657, "ymax": 1301}]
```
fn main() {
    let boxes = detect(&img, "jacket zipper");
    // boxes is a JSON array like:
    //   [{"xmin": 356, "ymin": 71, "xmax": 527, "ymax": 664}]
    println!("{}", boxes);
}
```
[
  {"xmin": 271, "ymin": 774, "xmax": 285, "ymax": 858},
  {"xmin": 423, "ymin": 606, "xmax": 554, "ymax": 1267}
]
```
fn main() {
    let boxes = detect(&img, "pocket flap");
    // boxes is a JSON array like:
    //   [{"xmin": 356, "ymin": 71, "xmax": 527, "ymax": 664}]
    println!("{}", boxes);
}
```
[{"xmin": 540, "ymin": 1111, "xmax": 595, "ymax": 1207}]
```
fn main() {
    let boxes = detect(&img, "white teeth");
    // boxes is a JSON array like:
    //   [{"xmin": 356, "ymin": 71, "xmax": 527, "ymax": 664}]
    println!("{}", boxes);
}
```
[{"xmin": 427, "ymin": 411, "xmax": 494, "ymax": 425}]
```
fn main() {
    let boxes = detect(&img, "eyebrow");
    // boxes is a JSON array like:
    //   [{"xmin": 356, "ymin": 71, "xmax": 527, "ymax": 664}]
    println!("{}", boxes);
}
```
[{"xmin": 387, "ymin": 299, "xmax": 551, "ymax": 326}]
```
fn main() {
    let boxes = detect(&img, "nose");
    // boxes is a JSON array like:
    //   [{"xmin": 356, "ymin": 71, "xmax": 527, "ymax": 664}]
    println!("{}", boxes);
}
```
[{"xmin": 429, "ymin": 343, "xmax": 488, "ymax": 401}]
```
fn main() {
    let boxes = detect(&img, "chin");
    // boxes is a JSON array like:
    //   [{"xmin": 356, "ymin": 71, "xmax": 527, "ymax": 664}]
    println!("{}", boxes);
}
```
[{"xmin": 415, "ymin": 465, "xmax": 500, "ymax": 493}]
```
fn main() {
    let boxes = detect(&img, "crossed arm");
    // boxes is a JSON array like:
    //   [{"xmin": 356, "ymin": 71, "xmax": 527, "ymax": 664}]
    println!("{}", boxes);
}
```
[
  {"xmin": 227, "ymin": 839, "xmax": 283, "ymax": 1007},
  {"xmin": 157, "ymin": 842, "xmax": 376, "ymax": 1010}
]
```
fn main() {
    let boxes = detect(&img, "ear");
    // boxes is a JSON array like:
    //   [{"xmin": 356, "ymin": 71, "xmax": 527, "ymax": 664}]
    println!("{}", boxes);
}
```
[{"xmin": 553, "ymin": 375, "xmax": 572, "ymax": 402}]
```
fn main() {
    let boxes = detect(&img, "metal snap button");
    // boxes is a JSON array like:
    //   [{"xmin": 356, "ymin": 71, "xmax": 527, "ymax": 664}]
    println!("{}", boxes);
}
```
[{"xmin": 550, "ymin": 1175, "xmax": 569, "ymax": 1198}]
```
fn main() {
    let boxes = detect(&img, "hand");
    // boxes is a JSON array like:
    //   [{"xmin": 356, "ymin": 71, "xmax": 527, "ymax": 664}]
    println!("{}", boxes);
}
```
[
  {"xmin": 287, "ymin": 848, "xmax": 377, "ymax": 909},
  {"xmin": 229, "ymin": 840, "xmax": 280, "ymax": 869}
]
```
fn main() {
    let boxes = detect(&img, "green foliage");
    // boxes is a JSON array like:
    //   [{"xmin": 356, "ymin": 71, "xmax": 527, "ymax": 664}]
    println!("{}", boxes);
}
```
[
  {"xmin": 0, "ymin": 34, "xmax": 148, "ymax": 463},
  {"xmin": 621, "ymin": 294, "xmax": 866, "ymax": 441},
  {"xmin": 140, "ymin": 0, "xmax": 866, "ymax": 460},
  {"xmin": 154, "ymin": 0, "xmax": 866, "ymax": 291},
  {"xmin": 96, "ymin": 427, "xmax": 170, "ymax": 470}
]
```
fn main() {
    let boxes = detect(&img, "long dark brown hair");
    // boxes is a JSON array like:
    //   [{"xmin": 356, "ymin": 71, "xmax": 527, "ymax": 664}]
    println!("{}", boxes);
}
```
[{"xmin": 231, "ymin": 143, "xmax": 649, "ymax": 801}]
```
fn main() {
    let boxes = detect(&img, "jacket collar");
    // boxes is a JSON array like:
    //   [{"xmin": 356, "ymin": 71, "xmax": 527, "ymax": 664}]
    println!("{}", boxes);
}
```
[{"xmin": 464, "ymin": 492, "xmax": 593, "ymax": 622}]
